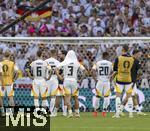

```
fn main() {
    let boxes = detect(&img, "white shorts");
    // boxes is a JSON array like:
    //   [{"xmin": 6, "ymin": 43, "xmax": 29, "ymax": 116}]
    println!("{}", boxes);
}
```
[
  {"xmin": 0, "ymin": 84, "xmax": 14, "ymax": 97},
  {"xmin": 132, "ymin": 83, "xmax": 138, "ymax": 96},
  {"xmin": 47, "ymin": 79, "xmax": 58, "ymax": 96},
  {"xmin": 115, "ymin": 83, "xmax": 133, "ymax": 94},
  {"xmin": 31, "ymin": 79, "xmax": 48, "ymax": 98},
  {"xmin": 95, "ymin": 80, "xmax": 110, "ymax": 97},
  {"xmin": 63, "ymin": 80, "xmax": 79, "ymax": 96},
  {"xmin": 56, "ymin": 84, "xmax": 65, "ymax": 96}
]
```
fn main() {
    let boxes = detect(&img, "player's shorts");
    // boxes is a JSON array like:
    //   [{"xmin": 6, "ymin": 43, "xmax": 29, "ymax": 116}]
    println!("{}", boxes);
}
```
[
  {"xmin": 63, "ymin": 80, "xmax": 79, "ymax": 96},
  {"xmin": 47, "ymin": 79, "xmax": 58, "ymax": 96},
  {"xmin": 115, "ymin": 82, "xmax": 133, "ymax": 94},
  {"xmin": 95, "ymin": 80, "xmax": 110, "ymax": 97},
  {"xmin": 132, "ymin": 83, "xmax": 138, "ymax": 96},
  {"xmin": 0, "ymin": 84, "xmax": 14, "ymax": 97},
  {"xmin": 56, "ymin": 84, "xmax": 65, "ymax": 96},
  {"xmin": 31, "ymin": 79, "xmax": 48, "ymax": 98}
]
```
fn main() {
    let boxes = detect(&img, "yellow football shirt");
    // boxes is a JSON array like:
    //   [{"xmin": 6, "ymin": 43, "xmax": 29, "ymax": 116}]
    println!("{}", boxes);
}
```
[{"xmin": 0, "ymin": 60, "xmax": 18, "ymax": 86}]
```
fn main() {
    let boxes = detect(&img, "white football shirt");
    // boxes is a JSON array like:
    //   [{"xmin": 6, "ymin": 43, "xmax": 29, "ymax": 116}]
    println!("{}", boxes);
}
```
[
  {"xmin": 92, "ymin": 60, "xmax": 113, "ymax": 81},
  {"xmin": 57, "ymin": 62, "xmax": 85, "ymax": 81},
  {"xmin": 30, "ymin": 59, "xmax": 51, "ymax": 80},
  {"xmin": 45, "ymin": 57, "xmax": 60, "ymax": 80}
]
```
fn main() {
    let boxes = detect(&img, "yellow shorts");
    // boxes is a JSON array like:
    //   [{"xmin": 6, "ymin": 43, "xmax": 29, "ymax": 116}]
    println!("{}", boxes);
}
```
[
  {"xmin": 0, "ymin": 84, "xmax": 14, "ymax": 97},
  {"xmin": 115, "ymin": 83, "xmax": 133, "ymax": 94}
]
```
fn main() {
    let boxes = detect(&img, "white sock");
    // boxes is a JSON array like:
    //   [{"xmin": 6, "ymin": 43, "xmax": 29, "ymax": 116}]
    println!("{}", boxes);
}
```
[
  {"xmin": 128, "ymin": 97, "xmax": 133, "ymax": 113},
  {"xmin": 63, "ymin": 106, "xmax": 67, "ymax": 114},
  {"xmin": 42, "ymin": 99, "xmax": 48, "ymax": 108},
  {"xmin": 93, "ymin": 97, "xmax": 100, "ymax": 111},
  {"xmin": 34, "ymin": 99, "xmax": 39, "ymax": 107},
  {"xmin": 50, "ymin": 98, "xmax": 55, "ymax": 113},
  {"xmin": 135, "ymin": 105, "xmax": 140, "ymax": 112},
  {"xmin": 0, "ymin": 107, "xmax": 4, "ymax": 113},
  {"xmin": 115, "ymin": 97, "xmax": 121, "ymax": 114},
  {"xmin": 62, "ymin": 98, "xmax": 64, "ymax": 111},
  {"xmin": 75, "ymin": 109, "xmax": 79, "ymax": 114},
  {"xmin": 68, "ymin": 109, "xmax": 72, "ymax": 114},
  {"xmin": 103, "ymin": 97, "xmax": 110, "ymax": 110}
]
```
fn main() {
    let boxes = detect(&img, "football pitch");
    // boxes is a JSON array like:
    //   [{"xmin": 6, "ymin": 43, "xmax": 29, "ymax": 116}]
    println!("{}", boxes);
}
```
[{"xmin": 51, "ymin": 112, "xmax": 150, "ymax": 131}]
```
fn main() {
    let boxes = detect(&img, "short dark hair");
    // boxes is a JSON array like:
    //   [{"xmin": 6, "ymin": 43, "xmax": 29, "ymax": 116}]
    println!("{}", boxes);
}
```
[
  {"xmin": 51, "ymin": 49, "xmax": 57, "ymax": 55},
  {"xmin": 132, "ymin": 49, "xmax": 141, "ymax": 55},
  {"xmin": 61, "ymin": 50, "xmax": 67, "ymax": 56},
  {"xmin": 122, "ymin": 45, "xmax": 129, "ymax": 52},
  {"xmin": 4, "ymin": 50, "xmax": 11, "ymax": 58},
  {"xmin": 37, "ymin": 50, "xmax": 43, "ymax": 58},
  {"xmin": 102, "ymin": 52, "xmax": 109, "ymax": 59}
]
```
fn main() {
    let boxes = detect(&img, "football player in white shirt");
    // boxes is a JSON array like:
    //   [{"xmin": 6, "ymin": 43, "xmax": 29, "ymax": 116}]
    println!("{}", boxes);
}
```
[
  {"xmin": 92, "ymin": 52, "xmax": 113, "ymax": 116},
  {"xmin": 45, "ymin": 49, "xmax": 61, "ymax": 117},
  {"xmin": 53, "ymin": 50, "xmax": 67, "ymax": 117},
  {"xmin": 56, "ymin": 50, "xmax": 86, "ymax": 118},
  {"xmin": 27, "ymin": 50, "xmax": 51, "ymax": 113}
]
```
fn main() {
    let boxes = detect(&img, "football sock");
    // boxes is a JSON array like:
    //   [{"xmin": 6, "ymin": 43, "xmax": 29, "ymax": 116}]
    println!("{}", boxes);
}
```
[
  {"xmin": 63, "ymin": 105, "xmax": 67, "ymax": 114},
  {"xmin": 34, "ymin": 99, "xmax": 39, "ymax": 108},
  {"xmin": 50, "ymin": 97, "xmax": 55, "ymax": 113},
  {"xmin": 103, "ymin": 97, "xmax": 110, "ymax": 111},
  {"xmin": 128, "ymin": 97, "xmax": 133, "ymax": 113},
  {"xmin": 93, "ymin": 97, "xmax": 100, "ymax": 111},
  {"xmin": 135, "ymin": 105, "xmax": 140, "ymax": 112},
  {"xmin": 75, "ymin": 109, "xmax": 79, "ymax": 114},
  {"xmin": 115, "ymin": 97, "xmax": 121, "ymax": 114},
  {"xmin": 68, "ymin": 109, "xmax": 72, "ymax": 114},
  {"xmin": 42, "ymin": 99, "xmax": 48, "ymax": 108}
]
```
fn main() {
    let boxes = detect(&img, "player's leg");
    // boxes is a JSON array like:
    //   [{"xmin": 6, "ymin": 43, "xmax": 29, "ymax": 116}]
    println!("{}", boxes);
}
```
[
  {"xmin": 40, "ymin": 80, "xmax": 49, "ymax": 115},
  {"xmin": 49, "ymin": 80, "xmax": 58, "ymax": 117},
  {"xmin": 0, "ymin": 86, "xmax": 5, "ymax": 117},
  {"xmin": 125, "ymin": 83, "xmax": 134, "ymax": 118},
  {"xmin": 32, "ymin": 80, "xmax": 40, "ymax": 114},
  {"xmin": 64, "ymin": 80, "xmax": 72, "ymax": 117},
  {"xmin": 103, "ymin": 82, "xmax": 111, "ymax": 114},
  {"xmin": 72, "ymin": 84, "xmax": 80, "ymax": 117},
  {"xmin": 132, "ymin": 84, "xmax": 146, "ymax": 115},
  {"xmin": 60, "ymin": 85, "xmax": 67, "ymax": 116},
  {"xmin": 7, "ymin": 85, "xmax": 15, "ymax": 115},
  {"xmin": 113, "ymin": 83, "xmax": 123, "ymax": 118},
  {"xmin": 93, "ymin": 81, "xmax": 102, "ymax": 116}
]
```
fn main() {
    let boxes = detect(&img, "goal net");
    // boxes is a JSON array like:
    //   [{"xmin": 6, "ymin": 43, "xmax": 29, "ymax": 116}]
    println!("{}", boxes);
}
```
[{"xmin": 0, "ymin": 38, "xmax": 149, "ymax": 112}]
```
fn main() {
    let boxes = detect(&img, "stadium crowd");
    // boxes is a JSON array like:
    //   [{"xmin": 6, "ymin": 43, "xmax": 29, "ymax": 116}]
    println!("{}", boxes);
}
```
[
  {"xmin": 0, "ymin": 41, "xmax": 149, "ymax": 88},
  {"xmin": 0, "ymin": 0, "xmax": 150, "ymax": 37}
]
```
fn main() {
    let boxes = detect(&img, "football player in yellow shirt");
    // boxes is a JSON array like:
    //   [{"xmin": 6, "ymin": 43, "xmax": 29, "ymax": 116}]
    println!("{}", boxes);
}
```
[
  {"xmin": 0, "ymin": 50, "xmax": 19, "ymax": 116},
  {"xmin": 112, "ymin": 45, "xmax": 135, "ymax": 118}
]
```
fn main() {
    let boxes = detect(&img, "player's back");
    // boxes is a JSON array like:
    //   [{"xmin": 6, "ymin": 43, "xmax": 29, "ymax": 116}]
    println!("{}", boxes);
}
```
[
  {"xmin": 96, "ymin": 60, "xmax": 112, "ymax": 81},
  {"xmin": 45, "ymin": 57, "xmax": 60, "ymax": 80},
  {"xmin": 31, "ymin": 59, "xmax": 48, "ymax": 80},
  {"xmin": 1, "ymin": 59, "xmax": 16, "ymax": 86},
  {"xmin": 63, "ymin": 62, "xmax": 80, "ymax": 81},
  {"xmin": 117, "ymin": 55, "xmax": 134, "ymax": 83}
]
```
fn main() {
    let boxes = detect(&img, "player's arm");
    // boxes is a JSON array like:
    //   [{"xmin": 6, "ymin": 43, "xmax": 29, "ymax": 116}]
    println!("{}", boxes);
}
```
[
  {"xmin": 111, "ymin": 58, "xmax": 118, "ymax": 80},
  {"xmin": 55, "ymin": 67, "xmax": 64, "ymax": 81},
  {"xmin": 0, "ymin": 65, "xmax": 4, "ymax": 87},
  {"xmin": 46, "ymin": 65, "xmax": 52, "ymax": 80},
  {"xmin": 136, "ymin": 61, "xmax": 142, "ymax": 80},
  {"xmin": 14, "ymin": 64, "xmax": 19, "ymax": 81},
  {"xmin": 78, "ymin": 64, "xmax": 87, "ymax": 83},
  {"xmin": 91, "ymin": 64, "xmax": 97, "ymax": 82},
  {"xmin": 26, "ymin": 62, "xmax": 34, "ymax": 79}
]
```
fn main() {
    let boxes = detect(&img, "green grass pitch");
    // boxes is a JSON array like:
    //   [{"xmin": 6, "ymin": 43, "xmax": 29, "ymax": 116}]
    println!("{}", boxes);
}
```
[{"xmin": 51, "ymin": 112, "xmax": 150, "ymax": 131}]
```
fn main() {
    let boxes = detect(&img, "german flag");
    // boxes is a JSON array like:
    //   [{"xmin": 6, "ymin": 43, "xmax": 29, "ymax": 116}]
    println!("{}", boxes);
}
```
[{"xmin": 16, "ymin": 5, "xmax": 52, "ymax": 21}]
